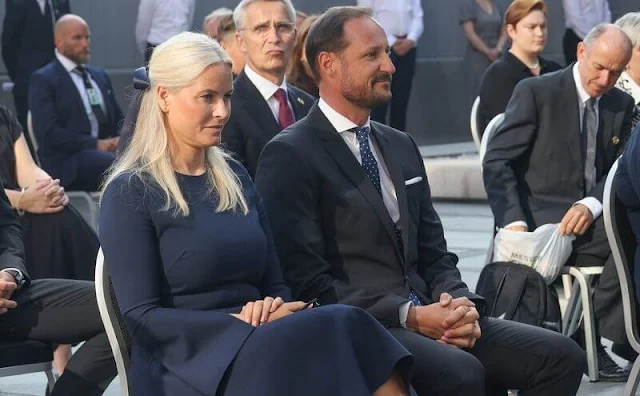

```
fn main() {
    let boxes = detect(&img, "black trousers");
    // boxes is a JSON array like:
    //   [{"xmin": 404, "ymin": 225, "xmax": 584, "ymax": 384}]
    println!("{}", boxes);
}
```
[
  {"xmin": 563, "ymin": 28, "xmax": 581, "ymax": 66},
  {"xmin": 0, "ymin": 279, "xmax": 116, "ymax": 395},
  {"xmin": 389, "ymin": 318, "xmax": 585, "ymax": 396},
  {"xmin": 371, "ymin": 47, "xmax": 417, "ymax": 132}
]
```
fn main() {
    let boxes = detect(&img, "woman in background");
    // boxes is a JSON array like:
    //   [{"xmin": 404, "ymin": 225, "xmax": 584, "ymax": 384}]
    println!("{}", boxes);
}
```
[
  {"xmin": 287, "ymin": 15, "xmax": 319, "ymax": 97},
  {"xmin": 615, "ymin": 12, "xmax": 640, "ymax": 128},
  {"xmin": 478, "ymin": 0, "xmax": 561, "ymax": 133}
]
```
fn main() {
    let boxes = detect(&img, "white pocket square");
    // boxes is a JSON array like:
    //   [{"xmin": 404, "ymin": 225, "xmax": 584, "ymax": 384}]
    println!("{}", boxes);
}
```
[{"xmin": 404, "ymin": 177, "xmax": 422, "ymax": 186}]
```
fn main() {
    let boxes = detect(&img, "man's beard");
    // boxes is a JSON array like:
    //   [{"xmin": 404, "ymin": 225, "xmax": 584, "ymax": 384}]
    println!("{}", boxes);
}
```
[{"xmin": 341, "ymin": 73, "xmax": 392, "ymax": 110}]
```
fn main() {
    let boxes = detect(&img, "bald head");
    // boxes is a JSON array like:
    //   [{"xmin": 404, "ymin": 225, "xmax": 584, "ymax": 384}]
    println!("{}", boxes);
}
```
[
  {"xmin": 577, "ymin": 24, "xmax": 633, "ymax": 97},
  {"xmin": 54, "ymin": 14, "xmax": 91, "ymax": 64}
]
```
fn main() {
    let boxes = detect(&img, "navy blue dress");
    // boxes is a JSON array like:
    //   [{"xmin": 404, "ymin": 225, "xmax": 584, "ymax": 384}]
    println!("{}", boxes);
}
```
[{"xmin": 99, "ymin": 161, "xmax": 413, "ymax": 396}]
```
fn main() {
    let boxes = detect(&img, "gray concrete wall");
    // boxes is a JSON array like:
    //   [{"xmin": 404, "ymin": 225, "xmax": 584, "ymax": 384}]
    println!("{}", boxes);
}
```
[{"xmin": 0, "ymin": 0, "xmax": 638, "ymax": 146}]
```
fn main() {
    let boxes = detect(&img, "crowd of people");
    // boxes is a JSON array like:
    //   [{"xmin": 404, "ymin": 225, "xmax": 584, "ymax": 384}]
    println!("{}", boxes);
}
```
[{"xmin": 1, "ymin": 0, "xmax": 640, "ymax": 395}]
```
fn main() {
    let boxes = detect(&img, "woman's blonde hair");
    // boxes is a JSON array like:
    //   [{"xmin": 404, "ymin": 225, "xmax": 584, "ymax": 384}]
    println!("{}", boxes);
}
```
[{"xmin": 102, "ymin": 32, "xmax": 248, "ymax": 216}]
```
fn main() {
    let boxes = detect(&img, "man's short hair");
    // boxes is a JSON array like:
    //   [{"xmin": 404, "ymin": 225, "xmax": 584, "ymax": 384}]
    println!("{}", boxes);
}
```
[
  {"xmin": 583, "ymin": 23, "xmax": 632, "ymax": 55},
  {"xmin": 304, "ymin": 6, "xmax": 372, "ymax": 81},
  {"xmin": 233, "ymin": 0, "xmax": 296, "ymax": 31},
  {"xmin": 217, "ymin": 14, "xmax": 237, "ymax": 43}
]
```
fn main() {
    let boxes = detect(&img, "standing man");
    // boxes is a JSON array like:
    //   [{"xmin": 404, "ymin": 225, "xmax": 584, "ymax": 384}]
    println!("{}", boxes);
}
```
[
  {"xmin": 562, "ymin": 0, "xmax": 611, "ymax": 65},
  {"xmin": 256, "ymin": 7, "xmax": 585, "ymax": 395},
  {"xmin": 221, "ymin": 0, "xmax": 314, "ymax": 177},
  {"xmin": 483, "ymin": 24, "xmax": 634, "ymax": 380},
  {"xmin": 29, "ymin": 15, "xmax": 124, "ymax": 192},
  {"xmin": 357, "ymin": 0, "xmax": 423, "ymax": 132},
  {"xmin": 1, "ymin": 0, "xmax": 70, "ymax": 150}
]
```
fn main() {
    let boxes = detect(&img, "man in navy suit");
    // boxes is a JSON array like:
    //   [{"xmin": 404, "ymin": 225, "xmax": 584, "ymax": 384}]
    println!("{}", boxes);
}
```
[
  {"xmin": 221, "ymin": 0, "xmax": 314, "ymax": 178},
  {"xmin": 29, "ymin": 15, "xmax": 124, "ymax": 192},
  {"xmin": 2, "ymin": 0, "xmax": 71, "ymax": 151}
]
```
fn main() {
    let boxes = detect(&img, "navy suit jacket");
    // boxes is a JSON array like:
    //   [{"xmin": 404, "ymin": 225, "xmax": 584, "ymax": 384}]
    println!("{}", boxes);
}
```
[
  {"xmin": 29, "ymin": 59, "xmax": 124, "ymax": 186},
  {"xmin": 221, "ymin": 70, "xmax": 315, "ymax": 178},
  {"xmin": 1, "ymin": 0, "xmax": 70, "ymax": 97}
]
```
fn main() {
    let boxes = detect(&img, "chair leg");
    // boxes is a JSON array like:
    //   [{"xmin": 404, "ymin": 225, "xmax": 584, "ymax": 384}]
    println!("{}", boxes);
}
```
[
  {"xmin": 45, "ymin": 369, "xmax": 56, "ymax": 392},
  {"xmin": 577, "ymin": 273, "xmax": 599, "ymax": 382},
  {"xmin": 625, "ymin": 356, "xmax": 640, "ymax": 396}
]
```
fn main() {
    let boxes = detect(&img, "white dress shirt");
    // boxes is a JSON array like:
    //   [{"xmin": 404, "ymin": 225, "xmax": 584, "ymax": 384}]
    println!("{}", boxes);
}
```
[
  {"xmin": 562, "ymin": 0, "xmax": 611, "ymax": 39},
  {"xmin": 356, "ymin": 0, "xmax": 424, "ymax": 47},
  {"xmin": 135, "ymin": 0, "xmax": 196, "ymax": 55},
  {"xmin": 317, "ymin": 99, "xmax": 412, "ymax": 326},
  {"xmin": 616, "ymin": 71, "xmax": 640, "ymax": 105},
  {"xmin": 55, "ymin": 50, "xmax": 106, "ymax": 138},
  {"xmin": 243, "ymin": 65, "xmax": 293, "ymax": 123}
]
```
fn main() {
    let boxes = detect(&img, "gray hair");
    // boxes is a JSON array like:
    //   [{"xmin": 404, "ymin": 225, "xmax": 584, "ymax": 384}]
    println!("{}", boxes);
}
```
[
  {"xmin": 583, "ymin": 23, "xmax": 633, "ymax": 55},
  {"xmin": 233, "ymin": 0, "xmax": 296, "ymax": 31},
  {"xmin": 203, "ymin": 7, "xmax": 233, "ymax": 26},
  {"xmin": 615, "ymin": 12, "xmax": 640, "ymax": 50}
]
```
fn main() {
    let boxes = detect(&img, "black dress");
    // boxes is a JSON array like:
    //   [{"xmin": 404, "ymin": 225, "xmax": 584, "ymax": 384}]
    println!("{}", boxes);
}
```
[
  {"xmin": 478, "ymin": 51, "xmax": 562, "ymax": 133},
  {"xmin": 0, "ymin": 106, "xmax": 98, "ymax": 280}
]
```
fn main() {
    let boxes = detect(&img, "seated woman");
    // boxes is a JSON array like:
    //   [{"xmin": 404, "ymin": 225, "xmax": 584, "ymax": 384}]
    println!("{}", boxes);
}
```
[
  {"xmin": 615, "ymin": 12, "xmax": 640, "ymax": 128},
  {"xmin": 99, "ymin": 32, "xmax": 413, "ymax": 396},
  {"xmin": 0, "ymin": 105, "xmax": 100, "ymax": 374},
  {"xmin": 614, "ymin": 12, "xmax": 640, "ymax": 304},
  {"xmin": 287, "ymin": 15, "xmax": 319, "ymax": 97},
  {"xmin": 477, "ymin": 0, "xmax": 561, "ymax": 133}
]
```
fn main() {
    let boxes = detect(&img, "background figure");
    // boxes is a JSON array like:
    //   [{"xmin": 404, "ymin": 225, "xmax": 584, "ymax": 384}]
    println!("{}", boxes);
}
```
[
  {"xmin": 1, "ymin": 0, "xmax": 70, "ymax": 153},
  {"xmin": 217, "ymin": 14, "xmax": 245, "ymax": 77},
  {"xmin": 460, "ymin": 0, "xmax": 507, "ymax": 116},
  {"xmin": 296, "ymin": 10, "xmax": 308, "ymax": 27},
  {"xmin": 135, "ymin": 0, "xmax": 195, "ymax": 62},
  {"xmin": 202, "ymin": 7, "xmax": 232, "ymax": 40},
  {"xmin": 287, "ymin": 15, "xmax": 319, "ymax": 97},
  {"xmin": 478, "ymin": 0, "xmax": 561, "ymax": 133},
  {"xmin": 359, "ymin": 0, "xmax": 424, "ymax": 132},
  {"xmin": 614, "ymin": 12, "xmax": 640, "ymax": 128},
  {"xmin": 562, "ymin": 0, "xmax": 611, "ymax": 65},
  {"xmin": 29, "ymin": 15, "xmax": 124, "ymax": 192},
  {"xmin": 100, "ymin": 31, "xmax": 413, "ymax": 396}
]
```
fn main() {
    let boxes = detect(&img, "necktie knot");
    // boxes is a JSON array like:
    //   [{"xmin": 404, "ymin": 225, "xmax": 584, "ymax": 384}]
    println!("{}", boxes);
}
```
[
  {"xmin": 586, "ymin": 97, "xmax": 597, "ymax": 111},
  {"xmin": 274, "ymin": 88, "xmax": 287, "ymax": 102},
  {"xmin": 355, "ymin": 126, "xmax": 371, "ymax": 143}
]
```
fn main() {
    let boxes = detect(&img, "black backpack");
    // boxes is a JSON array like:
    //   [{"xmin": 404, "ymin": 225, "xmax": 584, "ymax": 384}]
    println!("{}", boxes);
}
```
[{"xmin": 475, "ymin": 262, "xmax": 562, "ymax": 332}]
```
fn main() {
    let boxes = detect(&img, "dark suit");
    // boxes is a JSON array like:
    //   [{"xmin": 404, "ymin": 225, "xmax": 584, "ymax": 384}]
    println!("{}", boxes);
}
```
[
  {"xmin": 29, "ymin": 59, "xmax": 124, "ymax": 191},
  {"xmin": 1, "ymin": 0, "xmax": 70, "ymax": 132},
  {"xmin": 221, "ymin": 70, "xmax": 314, "ymax": 177},
  {"xmin": 483, "ymin": 66, "xmax": 635, "ymax": 344},
  {"xmin": 0, "ymin": 182, "xmax": 116, "ymax": 395},
  {"xmin": 256, "ymin": 103, "xmax": 585, "ymax": 395}
]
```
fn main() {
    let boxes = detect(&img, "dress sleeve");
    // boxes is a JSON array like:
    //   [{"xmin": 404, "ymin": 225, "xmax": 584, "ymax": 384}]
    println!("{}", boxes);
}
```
[
  {"xmin": 99, "ymin": 174, "xmax": 255, "ymax": 395},
  {"xmin": 460, "ymin": 0, "xmax": 477, "ymax": 24},
  {"xmin": 0, "ymin": 106, "xmax": 22, "ymax": 144}
]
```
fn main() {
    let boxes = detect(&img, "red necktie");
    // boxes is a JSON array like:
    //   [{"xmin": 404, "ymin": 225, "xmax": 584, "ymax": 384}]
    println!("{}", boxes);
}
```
[{"xmin": 273, "ymin": 88, "xmax": 294, "ymax": 129}]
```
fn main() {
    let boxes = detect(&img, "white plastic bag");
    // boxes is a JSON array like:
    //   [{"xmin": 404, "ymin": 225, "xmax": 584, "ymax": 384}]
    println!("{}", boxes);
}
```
[{"xmin": 493, "ymin": 223, "xmax": 576, "ymax": 284}]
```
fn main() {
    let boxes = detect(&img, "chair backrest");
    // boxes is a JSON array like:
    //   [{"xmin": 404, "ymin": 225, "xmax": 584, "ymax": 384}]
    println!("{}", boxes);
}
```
[
  {"xmin": 470, "ymin": 96, "xmax": 481, "ymax": 152},
  {"xmin": 603, "ymin": 158, "xmax": 640, "ymax": 354},
  {"xmin": 26, "ymin": 111, "xmax": 40, "ymax": 166},
  {"xmin": 480, "ymin": 113, "xmax": 505, "ymax": 163},
  {"xmin": 95, "ymin": 248, "xmax": 132, "ymax": 396}
]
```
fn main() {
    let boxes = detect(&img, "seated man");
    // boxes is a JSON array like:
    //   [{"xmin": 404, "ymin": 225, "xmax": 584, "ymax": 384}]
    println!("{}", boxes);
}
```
[
  {"xmin": 256, "ymin": 6, "xmax": 586, "ymax": 395},
  {"xmin": 483, "ymin": 23, "xmax": 634, "ymax": 380},
  {"xmin": 29, "ymin": 14, "xmax": 124, "ymax": 192},
  {"xmin": 0, "ymin": 180, "xmax": 116, "ymax": 394}
]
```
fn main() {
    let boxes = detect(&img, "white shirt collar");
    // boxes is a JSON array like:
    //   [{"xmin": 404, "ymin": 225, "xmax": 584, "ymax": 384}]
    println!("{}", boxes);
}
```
[
  {"xmin": 243, "ymin": 64, "xmax": 287, "ymax": 102},
  {"xmin": 616, "ymin": 71, "xmax": 640, "ymax": 105},
  {"xmin": 572, "ymin": 62, "xmax": 600, "ymax": 106},
  {"xmin": 55, "ymin": 50, "xmax": 81, "ymax": 73},
  {"xmin": 318, "ymin": 98, "xmax": 371, "ymax": 134}
]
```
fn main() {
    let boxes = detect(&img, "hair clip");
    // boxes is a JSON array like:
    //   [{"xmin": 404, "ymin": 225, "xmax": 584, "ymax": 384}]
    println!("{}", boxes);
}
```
[{"xmin": 133, "ymin": 66, "xmax": 150, "ymax": 91}]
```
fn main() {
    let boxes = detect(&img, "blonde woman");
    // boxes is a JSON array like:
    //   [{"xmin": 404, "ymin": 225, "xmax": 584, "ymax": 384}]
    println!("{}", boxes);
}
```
[{"xmin": 99, "ymin": 32, "xmax": 413, "ymax": 396}]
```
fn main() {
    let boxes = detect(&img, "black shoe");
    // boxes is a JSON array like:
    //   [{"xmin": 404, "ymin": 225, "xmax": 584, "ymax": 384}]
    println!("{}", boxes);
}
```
[
  {"xmin": 612, "ymin": 342, "xmax": 639, "ymax": 363},
  {"xmin": 594, "ymin": 344, "xmax": 630, "ymax": 382}
]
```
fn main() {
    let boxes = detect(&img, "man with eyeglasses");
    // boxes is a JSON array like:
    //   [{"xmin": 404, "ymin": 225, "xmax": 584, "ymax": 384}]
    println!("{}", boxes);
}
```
[{"xmin": 221, "ymin": 0, "xmax": 314, "ymax": 178}]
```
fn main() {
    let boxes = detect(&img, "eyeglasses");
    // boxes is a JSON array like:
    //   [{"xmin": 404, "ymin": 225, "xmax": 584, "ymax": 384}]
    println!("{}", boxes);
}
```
[{"xmin": 244, "ymin": 22, "xmax": 295, "ymax": 38}]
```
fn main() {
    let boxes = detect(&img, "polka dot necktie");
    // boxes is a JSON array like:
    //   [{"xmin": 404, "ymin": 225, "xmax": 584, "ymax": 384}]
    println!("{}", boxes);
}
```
[{"xmin": 355, "ymin": 127, "xmax": 420, "ymax": 305}]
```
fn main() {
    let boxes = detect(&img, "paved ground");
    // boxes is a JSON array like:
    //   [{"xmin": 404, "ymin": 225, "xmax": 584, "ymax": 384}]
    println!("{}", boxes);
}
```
[{"xmin": 0, "ymin": 201, "xmax": 633, "ymax": 395}]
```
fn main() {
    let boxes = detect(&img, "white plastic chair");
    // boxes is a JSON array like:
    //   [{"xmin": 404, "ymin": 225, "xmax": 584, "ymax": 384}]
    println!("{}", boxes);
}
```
[{"xmin": 470, "ymin": 96, "xmax": 481, "ymax": 152}]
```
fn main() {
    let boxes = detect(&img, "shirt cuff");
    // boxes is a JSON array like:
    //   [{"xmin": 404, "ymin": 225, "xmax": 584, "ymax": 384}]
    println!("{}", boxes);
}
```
[
  {"xmin": 399, "ymin": 301, "xmax": 413, "ymax": 329},
  {"xmin": 504, "ymin": 220, "xmax": 528, "ymax": 230},
  {"xmin": 574, "ymin": 197, "xmax": 603, "ymax": 219},
  {"xmin": 387, "ymin": 34, "xmax": 397, "ymax": 47}
]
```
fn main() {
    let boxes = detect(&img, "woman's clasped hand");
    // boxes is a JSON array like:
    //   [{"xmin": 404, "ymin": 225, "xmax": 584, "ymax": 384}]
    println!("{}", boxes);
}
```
[{"xmin": 235, "ymin": 297, "xmax": 311, "ymax": 326}]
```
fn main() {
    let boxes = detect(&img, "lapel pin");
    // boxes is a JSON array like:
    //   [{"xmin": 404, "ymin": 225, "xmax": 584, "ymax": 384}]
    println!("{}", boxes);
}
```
[
  {"xmin": 612, "ymin": 136, "xmax": 620, "ymax": 145},
  {"xmin": 297, "ymin": 97, "xmax": 305, "ymax": 105}
]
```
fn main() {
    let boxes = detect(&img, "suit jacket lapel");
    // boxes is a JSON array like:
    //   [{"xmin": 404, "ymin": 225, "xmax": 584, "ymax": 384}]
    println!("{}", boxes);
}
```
[
  {"xmin": 308, "ymin": 105, "xmax": 403, "ymax": 262},
  {"xmin": 287, "ymin": 86, "xmax": 308, "ymax": 120},
  {"xmin": 559, "ymin": 68, "xmax": 584, "ymax": 176},
  {"xmin": 371, "ymin": 124, "xmax": 409, "ymax": 261},
  {"xmin": 234, "ymin": 71, "xmax": 281, "ymax": 139}
]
